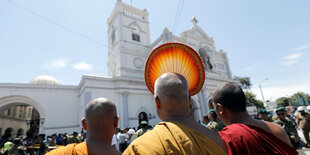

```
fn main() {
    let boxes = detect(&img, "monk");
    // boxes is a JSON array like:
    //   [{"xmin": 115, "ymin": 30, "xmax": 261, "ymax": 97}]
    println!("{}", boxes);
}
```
[
  {"xmin": 124, "ymin": 73, "xmax": 227, "ymax": 155},
  {"xmin": 47, "ymin": 98, "xmax": 121, "ymax": 155},
  {"xmin": 212, "ymin": 83, "xmax": 297, "ymax": 155}
]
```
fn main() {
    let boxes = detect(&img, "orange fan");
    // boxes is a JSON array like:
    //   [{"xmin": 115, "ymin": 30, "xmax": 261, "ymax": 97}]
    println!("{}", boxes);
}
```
[{"xmin": 145, "ymin": 42, "xmax": 205, "ymax": 96}]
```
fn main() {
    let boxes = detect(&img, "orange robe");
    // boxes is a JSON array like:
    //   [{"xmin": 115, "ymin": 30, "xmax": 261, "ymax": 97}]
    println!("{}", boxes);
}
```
[
  {"xmin": 123, "ymin": 122, "xmax": 225, "ymax": 155},
  {"xmin": 46, "ymin": 142, "xmax": 93, "ymax": 155}
]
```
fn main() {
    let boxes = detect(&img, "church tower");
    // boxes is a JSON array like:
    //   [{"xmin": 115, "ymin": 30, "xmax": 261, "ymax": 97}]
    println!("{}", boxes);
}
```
[{"xmin": 107, "ymin": 0, "xmax": 151, "ymax": 79}]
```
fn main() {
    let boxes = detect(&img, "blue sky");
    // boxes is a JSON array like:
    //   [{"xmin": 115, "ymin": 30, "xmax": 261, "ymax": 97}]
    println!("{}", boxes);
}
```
[{"xmin": 0, "ymin": 0, "xmax": 309, "ymax": 101}]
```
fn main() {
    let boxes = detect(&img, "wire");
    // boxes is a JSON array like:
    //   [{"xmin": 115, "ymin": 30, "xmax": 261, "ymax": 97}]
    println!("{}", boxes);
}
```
[
  {"xmin": 173, "ymin": 0, "xmax": 185, "ymax": 33},
  {"xmin": 4, "ymin": 0, "xmax": 107, "ymax": 47}
]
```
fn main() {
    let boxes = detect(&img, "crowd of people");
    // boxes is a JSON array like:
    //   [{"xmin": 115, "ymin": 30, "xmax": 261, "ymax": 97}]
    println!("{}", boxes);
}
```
[
  {"xmin": 0, "ymin": 131, "xmax": 88, "ymax": 154},
  {"xmin": 0, "ymin": 72, "xmax": 305, "ymax": 154}
]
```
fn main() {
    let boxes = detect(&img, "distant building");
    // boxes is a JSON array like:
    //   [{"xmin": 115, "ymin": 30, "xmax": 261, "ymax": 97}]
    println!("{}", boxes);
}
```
[{"xmin": 0, "ymin": 0, "xmax": 233, "ymax": 136}]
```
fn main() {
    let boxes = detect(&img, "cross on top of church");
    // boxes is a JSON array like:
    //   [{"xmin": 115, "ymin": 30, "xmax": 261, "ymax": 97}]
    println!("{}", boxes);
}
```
[{"xmin": 191, "ymin": 16, "xmax": 198, "ymax": 27}]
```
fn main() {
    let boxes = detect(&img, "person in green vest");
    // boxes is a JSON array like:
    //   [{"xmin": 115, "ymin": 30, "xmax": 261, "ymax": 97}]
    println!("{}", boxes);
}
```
[
  {"xmin": 137, "ymin": 121, "xmax": 150, "ymax": 137},
  {"xmin": 296, "ymin": 106, "xmax": 310, "ymax": 147},
  {"xmin": 208, "ymin": 109, "xmax": 225, "ymax": 131},
  {"xmin": 68, "ymin": 131, "xmax": 81, "ymax": 144},
  {"xmin": 274, "ymin": 107, "xmax": 301, "ymax": 149},
  {"xmin": 207, "ymin": 110, "xmax": 220, "ymax": 132},
  {"xmin": 258, "ymin": 108, "xmax": 273, "ymax": 122}
]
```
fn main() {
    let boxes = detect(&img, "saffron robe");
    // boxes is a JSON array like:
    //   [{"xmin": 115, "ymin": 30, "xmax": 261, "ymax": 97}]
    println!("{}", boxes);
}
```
[
  {"xmin": 123, "ymin": 122, "xmax": 226, "ymax": 155},
  {"xmin": 219, "ymin": 123, "xmax": 298, "ymax": 155},
  {"xmin": 46, "ymin": 142, "xmax": 93, "ymax": 155}
]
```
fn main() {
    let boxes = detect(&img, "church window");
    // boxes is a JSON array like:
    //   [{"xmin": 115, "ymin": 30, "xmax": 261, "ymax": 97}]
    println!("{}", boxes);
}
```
[
  {"xmin": 132, "ymin": 33, "xmax": 140, "ymax": 42},
  {"xmin": 12, "ymin": 107, "xmax": 17, "ymax": 117},
  {"xmin": 6, "ymin": 109, "xmax": 10, "ymax": 116},
  {"xmin": 111, "ymin": 30, "xmax": 115, "ymax": 43},
  {"xmin": 218, "ymin": 63, "xmax": 225, "ymax": 71}
]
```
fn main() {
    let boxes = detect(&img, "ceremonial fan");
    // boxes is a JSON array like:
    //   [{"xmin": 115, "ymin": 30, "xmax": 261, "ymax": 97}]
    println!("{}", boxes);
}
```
[{"xmin": 144, "ymin": 42, "xmax": 205, "ymax": 96}]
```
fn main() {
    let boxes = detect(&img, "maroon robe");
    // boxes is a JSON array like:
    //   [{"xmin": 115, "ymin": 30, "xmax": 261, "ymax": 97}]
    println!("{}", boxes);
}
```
[{"xmin": 219, "ymin": 123, "xmax": 297, "ymax": 155}]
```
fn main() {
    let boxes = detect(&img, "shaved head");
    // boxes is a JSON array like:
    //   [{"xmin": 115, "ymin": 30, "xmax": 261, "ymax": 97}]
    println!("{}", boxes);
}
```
[
  {"xmin": 212, "ymin": 82, "xmax": 246, "ymax": 112},
  {"xmin": 81, "ymin": 98, "xmax": 120, "ymax": 154},
  {"xmin": 154, "ymin": 72, "xmax": 189, "ymax": 103},
  {"xmin": 85, "ymin": 98, "xmax": 117, "ymax": 121},
  {"xmin": 82, "ymin": 97, "xmax": 118, "ymax": 137}
]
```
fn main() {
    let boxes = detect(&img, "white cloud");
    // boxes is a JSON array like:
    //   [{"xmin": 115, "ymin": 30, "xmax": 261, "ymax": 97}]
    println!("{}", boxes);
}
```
[
  {"xmin": 283, "ymin": 53, "xmax": 302, "ymax": 60},
  {"xmin": 282, "ymin": 53, "xmax": 302, "ymax": 66},
  {"xmin": 73, "ymin": 62, "xmax": 92, "ymax": 70},
  {"xmin": 244, "ymin": 62, "xmax": 262, "ymax": 71},
  {"xmin": 43, "ymin": 58, "xmax": 68, "ymax": 70},
  {"xmin": 282, "ymin": 60, "xmax": 298, "ymax": 66},
  {"xmin": 252, "ymin": 82, "xmax": 310, "ymax": 102},
  {"xmin": 294, "ymin": 44, "xmax": 310, "ymax": 51}
]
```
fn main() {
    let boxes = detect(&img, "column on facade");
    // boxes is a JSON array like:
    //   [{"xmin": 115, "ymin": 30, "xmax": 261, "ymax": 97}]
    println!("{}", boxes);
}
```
[
  {"xmin": 198, "ymin": 92, "xmax": 206, "ymax": 115},
  {"xmin": 39, "ymin": 118, "xmax": 45, "ymax": 134},
  {"xmin": 201, "ymin": 89, "xmax": 209, "ymax": 113},
  {"xmin": 121, "ymin": 91, "xmax": 129, "ymax": 128}
]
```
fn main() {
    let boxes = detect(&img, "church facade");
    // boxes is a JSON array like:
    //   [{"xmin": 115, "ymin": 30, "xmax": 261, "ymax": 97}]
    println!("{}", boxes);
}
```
[{"xmin": 0, "ymin": 0, "xmax": 233, "ymax": 136}]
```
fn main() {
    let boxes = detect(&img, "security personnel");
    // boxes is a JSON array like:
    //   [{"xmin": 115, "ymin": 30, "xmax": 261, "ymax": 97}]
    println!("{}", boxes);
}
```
[
  {"xmin": 208, "ymin": 109, "xmax": 225, "ymax": 131},
  {"xmin": 274, "ymin": 107, "xmax": 300, "ymax": 149},
  {"xmin": 258, "ymin": 108, "xmax": 273, "ymax": 122},
  {"xmin": 296, "ymin": 106, "xmax": 310, "ymax": 147},
  {"xmin": 68, "ymin": 131, "xmax": 81, "ymax": 144},
  {"xmin": 207, "ymin": 110, "xmax": 220, "ymax": 132},
  {"xmin": 137, "ymin": 121, "xmax": 150, "ymax": 137}
]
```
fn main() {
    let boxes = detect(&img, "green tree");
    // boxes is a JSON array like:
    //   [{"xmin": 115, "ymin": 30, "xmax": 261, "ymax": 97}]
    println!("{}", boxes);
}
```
[
  {"xmin": 234, "ymin": 76, "xmax": 252, "ymax": 90},
  {"xmin": 276, "ymin": 97, "xmax": 290, "ymax": 107},
  {"xmin": 290, "ymin": 92, "xmax": 310, "ymax": 106},
  {"xmin": 244, "ymin": 91, "xmax": 264, "ymax": 108}
]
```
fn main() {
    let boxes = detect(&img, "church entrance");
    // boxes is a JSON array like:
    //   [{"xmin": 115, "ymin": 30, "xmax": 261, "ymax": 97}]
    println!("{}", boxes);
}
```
[
  {"xmin": 0, "ymin": 104, "xmax": 40, "ymax": 142},
  {"xmin": 138, "ymin": 112, "xmax": 148, "ymax": 124},
  {"xmin": 0, "ymin": 96, "xmax": 45, "ymax": 146}
]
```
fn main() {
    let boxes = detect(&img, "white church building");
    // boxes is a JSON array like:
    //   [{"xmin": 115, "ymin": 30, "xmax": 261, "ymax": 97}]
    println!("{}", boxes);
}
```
[{"xmin": 0, "ymin": 0, "xmax": 234, "ymax": 137}]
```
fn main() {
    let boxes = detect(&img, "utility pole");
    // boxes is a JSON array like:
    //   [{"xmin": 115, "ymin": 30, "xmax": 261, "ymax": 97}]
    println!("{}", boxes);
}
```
[
  {"xmin": 259, "ymin": 84, "xmax": 266, "ymax": 107},
  {"xmin": 259, "ymin": 78, "xmax": 269, "ymax": 108}
]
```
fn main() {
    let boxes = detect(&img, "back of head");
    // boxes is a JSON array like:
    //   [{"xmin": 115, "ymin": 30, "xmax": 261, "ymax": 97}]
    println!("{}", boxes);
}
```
[
  {"xmin": 154, "ymin": 73, "xmax": 190, "ymax": 120},
  {"xmin": 208, "ymin": 111, "xmax": 217, "ymax": 120},
  {"xmin": 212, "ymin": 82, "xmax": 246, "ymax": 112},
  {"xmin": 84, "ymin": 98, "xmax": 118, "ymax": 135},
  {"xmin": 154, "ymin": 72, "xmax": 189, "ymax": 103}
]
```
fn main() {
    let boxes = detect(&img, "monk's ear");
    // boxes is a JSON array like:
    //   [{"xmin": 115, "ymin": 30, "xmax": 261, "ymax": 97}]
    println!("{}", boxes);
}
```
[
  {"xmin": 216, "ymin": 103, "xmax": 224, "ymax": 115},
  {"xmin": 81, "ymin": 117, "xmax": 87, "ymax": 130},
  {"xmin": 114, "ymin": 115, "xmax": 119, "ymax": 128},
  {"xmin": 155, "ymin": 95, "xmax": 161, "ymax": 109},
  {"xmin": 187, "ymin": 96, "xmax": 191, "ymax": 108}
]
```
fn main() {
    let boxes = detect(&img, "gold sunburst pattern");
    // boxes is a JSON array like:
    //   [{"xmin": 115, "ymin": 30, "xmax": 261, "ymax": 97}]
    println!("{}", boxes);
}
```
[{"xmin": 145, "ymin": 42, "xmax": 205, "ymax": 96}]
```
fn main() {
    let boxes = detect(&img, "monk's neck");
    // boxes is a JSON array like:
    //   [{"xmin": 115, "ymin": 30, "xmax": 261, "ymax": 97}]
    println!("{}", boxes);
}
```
[
  {"xmin": 86, "ymin": 134, "xmax": 112, "ymax": 148},
  {"xmin": 86, "ymin": 138, "xmax": 112, "ymax": 149},
  {"xmin": 165, "ymin": 116, "xmax": 192, "ymax": 123},
  {"xmin": 228, "ymin": 112, "xmax": 252, "ymax": 124}
]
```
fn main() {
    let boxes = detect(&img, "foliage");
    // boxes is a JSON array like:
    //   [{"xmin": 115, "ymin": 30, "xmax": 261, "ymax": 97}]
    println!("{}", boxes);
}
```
[
  {"xmin": 234, "ymin": 76, "xmax": 252, "ymax": 90},
  {"xmin": 244, "ymin": 91, "xmax": 264, "ymax": 108},
  {"xmin": 290, "ymin": 92, "xmax": 310, "ymax": 106},
  {"xmin": 275, "ymin": 92, "xmax": 310, "ymax": 107},
  {"xmin": 276, "ymin": 97, "xmax": 290, "ymax": 107}
]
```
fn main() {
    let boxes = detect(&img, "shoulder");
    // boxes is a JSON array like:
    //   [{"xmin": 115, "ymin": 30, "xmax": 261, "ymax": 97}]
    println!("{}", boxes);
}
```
[
  {"xmin": 123, "ymin": 128, "xmax": 164, "ymax": 155},
  {"xmin": 264, "ymin": 121, "xmax": 291, "ymax": 145},
  {"xmin": 210, "ymin": 121, "xmax": 218, "ymax": 125},
  {"xmin": 46, "ymin": 144, "xmax": 76, "ymax": 155},
  {"xmin": 296, "ymin": 113, "xmax": 302, "ymax": 117},
  {"xmin": 274, "ymin": 119, "xmax": 283, "ymax": 125},
  {"xmin": 285, "ymin": 118, "xmax": 294, "ymax": 124}
]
